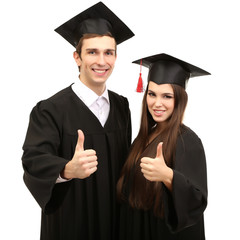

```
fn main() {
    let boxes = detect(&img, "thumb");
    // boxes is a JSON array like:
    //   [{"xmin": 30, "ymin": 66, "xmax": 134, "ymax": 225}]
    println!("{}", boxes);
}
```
[
  {"xmin": 76, "ymin": 129, "xmax": 85, "ymax": 152},
  {"xmin": 156, "ymin": 142, "xmax": 163, "ymax": 158}
]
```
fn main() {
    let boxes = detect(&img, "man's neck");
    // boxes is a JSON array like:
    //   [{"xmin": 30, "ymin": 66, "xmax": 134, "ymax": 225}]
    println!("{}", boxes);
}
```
[{"xmin": 78, "ymin": 76, "xmax": 106, "ymax": 96}]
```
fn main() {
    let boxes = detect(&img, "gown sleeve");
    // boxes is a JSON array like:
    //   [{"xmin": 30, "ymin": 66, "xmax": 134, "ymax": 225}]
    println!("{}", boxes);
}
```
[
  {"xmin": 22, "ymin": 100, "xmax": 70, "ymax": 212},
  {"xmin": 163, "ymin": 128, "xmax": 208, "ymax": 232}
]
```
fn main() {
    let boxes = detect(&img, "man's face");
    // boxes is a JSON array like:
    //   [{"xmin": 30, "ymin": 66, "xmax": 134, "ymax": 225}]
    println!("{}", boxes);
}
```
[{"xmin": 76, "ymin": 36, "xmax": 117, "ymax": 93}]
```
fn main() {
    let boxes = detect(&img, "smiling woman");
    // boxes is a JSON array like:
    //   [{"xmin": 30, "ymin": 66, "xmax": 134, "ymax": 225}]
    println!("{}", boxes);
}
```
[
  {"xmin": 146, "ymin": 82, "xmax": 175, "ymax": 124},
  {"xmin": 117, "ymin": 53, "xmax": 210, "ymax": 239}
]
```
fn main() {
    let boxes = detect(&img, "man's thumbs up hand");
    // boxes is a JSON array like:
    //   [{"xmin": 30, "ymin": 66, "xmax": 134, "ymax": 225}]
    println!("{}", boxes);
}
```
[{"xmin": 61, "ymin": 130, "xmax": 98, "ymax": 180}]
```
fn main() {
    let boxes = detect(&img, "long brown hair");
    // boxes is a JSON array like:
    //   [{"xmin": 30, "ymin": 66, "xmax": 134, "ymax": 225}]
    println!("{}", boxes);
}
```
[{"xmin": 117, "ymin": 83, "xmax": 188, "ymax": 216}]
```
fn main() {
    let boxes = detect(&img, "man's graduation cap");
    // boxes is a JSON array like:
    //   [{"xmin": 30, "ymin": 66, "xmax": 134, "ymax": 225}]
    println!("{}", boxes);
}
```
[
  {"xmin": 54, "ymin": 1, "xmax": 134, "ymax": 47},
  {"xmin": 133, "ymin": 53, "xmax": 211, "ymax": 91}
]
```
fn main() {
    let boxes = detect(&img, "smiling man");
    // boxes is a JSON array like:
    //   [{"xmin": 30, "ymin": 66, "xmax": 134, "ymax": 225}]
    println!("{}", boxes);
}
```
[
  {"xmin": 21, "ymin": 2, "xmax": 134, "ymax": 240},
  {"xmin": 73, "ymin": 35, "xmax": 116, "ymax": 95}
]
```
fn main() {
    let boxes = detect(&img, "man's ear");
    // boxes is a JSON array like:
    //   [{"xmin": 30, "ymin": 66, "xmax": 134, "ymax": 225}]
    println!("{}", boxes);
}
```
[{"xmin": 73, "ymin": 51, "xmax": 81, "ymax": 67}]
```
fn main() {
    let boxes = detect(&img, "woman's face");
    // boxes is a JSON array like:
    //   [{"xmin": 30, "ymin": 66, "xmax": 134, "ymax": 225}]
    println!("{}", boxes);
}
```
[{"xmin": 146, "ymin": 82, "xmax": 175, "ymax": 124}]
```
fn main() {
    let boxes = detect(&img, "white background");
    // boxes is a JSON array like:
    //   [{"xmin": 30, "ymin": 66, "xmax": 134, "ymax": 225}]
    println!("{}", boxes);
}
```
[{"xmin": 1, "ymin": 0, "xmax": 239, "ymax": 239}]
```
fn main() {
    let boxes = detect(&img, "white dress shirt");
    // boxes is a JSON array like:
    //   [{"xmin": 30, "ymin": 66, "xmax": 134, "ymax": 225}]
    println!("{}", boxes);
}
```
[
  {"xmin": 56, "ymin": 79, "xmax": 110, "ymax": 183},
  {"xmin": 72, "ymin": 79, "xmax": 110, "ymax": 127}
]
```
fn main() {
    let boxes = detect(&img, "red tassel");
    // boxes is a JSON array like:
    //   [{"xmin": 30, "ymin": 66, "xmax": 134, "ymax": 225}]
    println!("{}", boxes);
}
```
[
  {"xmin": 136, "ymin": 73, "xmax": 143, "ymax": 92},
  {"xmin": 136, "ymin": 59, "xmax": 144, "ymax": 92}
]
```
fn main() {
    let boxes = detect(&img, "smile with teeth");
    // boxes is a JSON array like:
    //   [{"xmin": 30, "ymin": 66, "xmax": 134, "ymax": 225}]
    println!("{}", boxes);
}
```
[
  {"xmin": 92, "ymin": 69, "xmax": 108, "ymax": 73},
  {"xmin": 154, "ymin": 110, "xmax": 165, "ymax": 116}
]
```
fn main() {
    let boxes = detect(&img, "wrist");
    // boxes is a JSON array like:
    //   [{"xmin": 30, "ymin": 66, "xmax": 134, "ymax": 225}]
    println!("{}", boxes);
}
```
[
  {"xmin": 61, "ymin": 161, "xmax": 73, "ymax": 180},
  {"xmin": 163, "ymin": 167, "xmax": 173, "ymax": 191}
]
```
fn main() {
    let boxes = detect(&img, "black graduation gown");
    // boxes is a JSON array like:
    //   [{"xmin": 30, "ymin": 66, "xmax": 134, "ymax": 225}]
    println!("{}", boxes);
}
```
[
  {"xmin": 22, "ymin": 85, "xmax": 131, "ymax": 240},
  {"xmin": 119, "ymin": 126, "xmax": 207, "ymax": 240}
]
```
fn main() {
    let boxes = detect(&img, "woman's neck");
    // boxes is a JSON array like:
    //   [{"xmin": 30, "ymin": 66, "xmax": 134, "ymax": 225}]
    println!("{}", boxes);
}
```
[{"xmin": 148, "ymin": 125, "xmax": 162, "ymax": 144}]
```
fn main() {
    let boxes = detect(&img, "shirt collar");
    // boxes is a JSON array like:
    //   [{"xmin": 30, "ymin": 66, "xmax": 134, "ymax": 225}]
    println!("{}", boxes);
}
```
[{"xmin": 72, "ymin": 79, "xmax": 109, "ymax": 107}]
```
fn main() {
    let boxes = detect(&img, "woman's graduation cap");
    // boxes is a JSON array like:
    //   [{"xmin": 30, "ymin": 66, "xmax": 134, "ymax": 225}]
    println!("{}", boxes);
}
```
[
  {"xmin": 133, "ymin": 53, "xmax": 211, "ymax": 91},
  {"xmin": 54, "ymin": 1, "xmax": 134, "ymax": 47}
]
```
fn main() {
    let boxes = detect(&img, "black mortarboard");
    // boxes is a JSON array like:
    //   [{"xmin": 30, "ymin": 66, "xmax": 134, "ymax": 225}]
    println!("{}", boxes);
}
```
[
  {"xmin": 133, "ymin": 53, "xmax": 211, "ymax": 91},
  {"xmin": 54, "ymin": 1, "xmax": 134, "ymax": 47}
]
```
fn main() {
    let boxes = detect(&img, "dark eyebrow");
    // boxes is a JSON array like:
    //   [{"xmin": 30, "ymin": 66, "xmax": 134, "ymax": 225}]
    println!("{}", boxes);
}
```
[
  {"xmin": 148, "ymin": 89, "xmax": 174, "ymax": 96},
  {"xmin": 85, "ymin": 48, "xmax": 116, "ymax": 52},
  {"xmin": 86, "ymin": 48, "xmax": 98, "ymax": 52},
  {"xmin": 147, "ymin": 89, "xmax": 155, "ymax": 93},
  {"xmin": 105, "ymin": 49, "xmax": 116, "ymax": 52}
]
